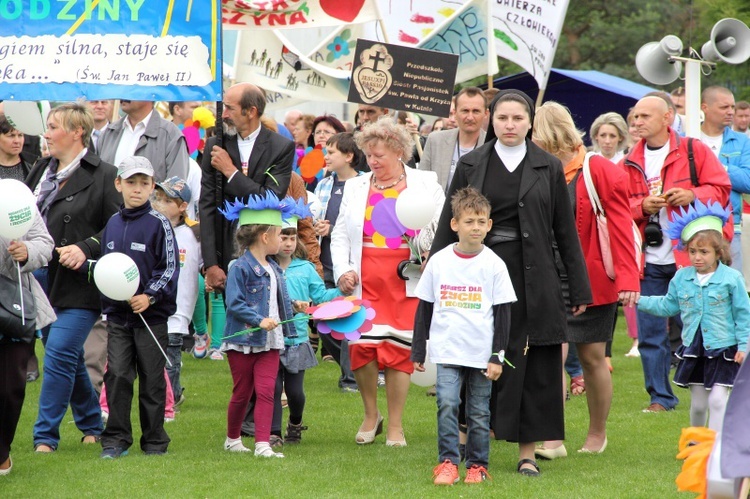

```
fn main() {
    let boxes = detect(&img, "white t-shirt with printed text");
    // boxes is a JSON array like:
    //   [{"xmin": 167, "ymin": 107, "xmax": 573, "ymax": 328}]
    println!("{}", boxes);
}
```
[
  {"xmin": 643, "ymin": 143, "xmax": 675, "ymax": 265},
  {"xmin": 167, "ymin": 224, "xmax": 203, "ymax": 335},
  {"xmin": 415, "ymin": 246, "xmax": 517, "ymax": 369}
]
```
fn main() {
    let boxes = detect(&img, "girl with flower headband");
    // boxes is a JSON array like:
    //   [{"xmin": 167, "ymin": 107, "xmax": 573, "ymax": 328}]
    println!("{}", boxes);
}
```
[
  {"xmin": 267, "ymin": 197, "xmax": 342, "ymax": 446},
  {"xmin": 219, "ymin": 192, "xmax": 304, "ymax": 458},
  {"xmin": 638, "ymin": 200, "xmax": 750, "ymax": 432}
]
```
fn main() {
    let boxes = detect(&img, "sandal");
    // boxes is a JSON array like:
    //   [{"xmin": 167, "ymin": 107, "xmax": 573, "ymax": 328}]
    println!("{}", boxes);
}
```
[
  {"xmin": 34, "ymin": 444, "xmax": 55, "ymax": 453},
  {"xmin": 517, "ymin": 458, "xmax": 540, "ymax": 477},
  {"xmin": 570, "ymin": 375, "xmax": 585, "ymax": 396},
  {"xmin": 81, "ymin": 435, "xmax": 100, "ymax": 445},
  {"xmin": 355, "ymin": 413, "xmax": 383, "ymax": 445}
]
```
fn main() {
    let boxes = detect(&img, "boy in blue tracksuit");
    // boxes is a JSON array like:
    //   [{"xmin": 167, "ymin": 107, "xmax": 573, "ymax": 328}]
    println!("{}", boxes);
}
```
[{"xmin": 99, "ymin": 156, "xmax": 179, "ymax": 459}]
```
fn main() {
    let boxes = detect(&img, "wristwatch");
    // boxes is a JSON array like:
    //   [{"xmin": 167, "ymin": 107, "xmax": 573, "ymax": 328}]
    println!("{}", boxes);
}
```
[{"xmin": 147, "ymin": 295, "xmax": 156, "ymax": 306}]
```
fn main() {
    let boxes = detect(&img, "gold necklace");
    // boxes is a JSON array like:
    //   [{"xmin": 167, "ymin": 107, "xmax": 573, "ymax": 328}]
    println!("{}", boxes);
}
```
[{"xmin": 372, "ymin": 171, "xmax": 405, "ymax": 190}]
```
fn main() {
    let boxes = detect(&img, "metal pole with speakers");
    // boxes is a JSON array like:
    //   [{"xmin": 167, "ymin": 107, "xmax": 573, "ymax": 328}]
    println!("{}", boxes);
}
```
[{"xmin": 635, "ymin": 18, "xmax": 750, "ymax": 138}]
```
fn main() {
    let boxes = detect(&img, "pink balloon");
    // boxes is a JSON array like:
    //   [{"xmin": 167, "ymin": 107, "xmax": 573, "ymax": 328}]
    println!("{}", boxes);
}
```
[
  {"xmin": 182, "ymin": 126, "xmax": 201, "ymax": 155},
  {"xmin": 331, "ymin": 331, "xmax": 345, "ymax": 340}
]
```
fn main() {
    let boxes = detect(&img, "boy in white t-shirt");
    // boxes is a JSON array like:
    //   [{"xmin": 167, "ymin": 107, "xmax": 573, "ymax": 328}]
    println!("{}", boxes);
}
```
[
  {"xmin": 152, "ymin": 177, "xmax": 204, "ymax": 407},
  {"xmin": 412, "ymin": 187, "xmax": 516, "ymax": 486}
]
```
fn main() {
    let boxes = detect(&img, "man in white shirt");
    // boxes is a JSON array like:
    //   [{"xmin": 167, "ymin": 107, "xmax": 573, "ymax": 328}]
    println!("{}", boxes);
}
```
[
  {"xmin": 622, "ymin": 96, "xmax": 731, "ymax": 413},
  {"xmin": 86, "ymin": 100, "xmax": 114, "ymax": 151},
  {"xmin": 199, "ymin": 83, "xmax": 294, "ymax": 291},
  {"xmin": 700, "ymin": 86, "xmax": 750, "ymax": 272},
  {"xmin": 420, "ymin": 87, "xmax": 487, "ymax": 191},
  {"xmin": 96, "ymin": 100, "xmax": 189, "ymax": 181}
]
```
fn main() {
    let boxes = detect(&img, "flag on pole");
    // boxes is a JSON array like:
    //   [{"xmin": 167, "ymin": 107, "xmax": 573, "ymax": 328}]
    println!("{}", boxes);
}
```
[
  {"xmin": 491, "ymin": 0, "xmax": 570, "ymax": 91},
  {"xmin": 419, "ymin": 0, "xmax": 498, "ymax": 84}
]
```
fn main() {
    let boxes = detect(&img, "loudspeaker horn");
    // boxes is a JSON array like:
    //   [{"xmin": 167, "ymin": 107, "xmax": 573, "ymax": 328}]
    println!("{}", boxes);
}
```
[
  {"xmin": 636, "ymin": 35, "xmax": 683, "ymax": 85},
  {"xmin": 701, "ymin": 18, "xmax": 750, "ymax": 65}
]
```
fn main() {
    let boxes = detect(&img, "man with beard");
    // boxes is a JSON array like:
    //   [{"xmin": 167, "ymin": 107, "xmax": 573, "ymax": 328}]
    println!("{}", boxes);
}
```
[
  {"xmin": 199, "ymin": 83, "xmax": 294, "ymax": 292},
  {"xmin": 96, "ymin": 99, "xmax": 188, "ymax": 181}
]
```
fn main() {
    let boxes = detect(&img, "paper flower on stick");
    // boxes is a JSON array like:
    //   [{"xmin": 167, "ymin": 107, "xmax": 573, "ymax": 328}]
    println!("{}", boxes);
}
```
[
  {"xmin": 666, "ymin": 199, "xmax": 730, "ymax": 249},
  {"xmin": 364, "ymin": 189, "xmax": 417, "ymax": 249},
  {"xmin": 308, "ymin": 296, "xmax": 376, "ymax": 341},
  {"xmin": 298, "ymin": 145, "xmax": 326, "ymax": 185}
]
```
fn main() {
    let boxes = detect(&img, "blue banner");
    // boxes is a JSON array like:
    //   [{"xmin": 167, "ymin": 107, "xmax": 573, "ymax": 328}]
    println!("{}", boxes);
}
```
[{"xmin": 0, "ymin": 0, "xmax": 222, "ymax": 101}]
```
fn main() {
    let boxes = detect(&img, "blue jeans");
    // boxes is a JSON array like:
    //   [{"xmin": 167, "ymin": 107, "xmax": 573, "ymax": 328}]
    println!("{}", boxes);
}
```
[
  {"xmin": 565, "ymin": 342, "xmax": 583, "ymax": 379},
  {"xmin": 637, "ymin": 263, "xmax": 679, "ymax": 409},
  {"xmin": 436, "ymin": 364, "xmax": 491, "ymax": 468},
  {"xmin": 33, "ymin": 308, "xmax": 103, "ymax": 449}
]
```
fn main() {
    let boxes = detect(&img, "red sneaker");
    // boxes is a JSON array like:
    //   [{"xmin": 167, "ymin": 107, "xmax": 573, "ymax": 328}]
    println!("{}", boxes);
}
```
[
  {"xmin": 465, "ymin": 465, "xmax": 491, "ymax": 483},
  {"xmin": 433, "ymin": 460, "xmax": 459, "ymax": 485}
]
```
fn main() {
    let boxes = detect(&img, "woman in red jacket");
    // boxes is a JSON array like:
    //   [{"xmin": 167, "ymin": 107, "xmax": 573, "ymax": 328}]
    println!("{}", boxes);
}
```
[{"xmin": 533, "ymin": 102, "xmax": 641, "ymax": 456}]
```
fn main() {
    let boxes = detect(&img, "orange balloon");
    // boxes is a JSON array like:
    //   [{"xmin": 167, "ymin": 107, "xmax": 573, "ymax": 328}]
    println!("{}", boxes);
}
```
[{"xmin": 299, "ymin": 149, "xmax": 326, "ymax": 183}]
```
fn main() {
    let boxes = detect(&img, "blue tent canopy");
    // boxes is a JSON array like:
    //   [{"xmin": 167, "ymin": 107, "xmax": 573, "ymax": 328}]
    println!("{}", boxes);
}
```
[{"xmin": 491, "ymin": 69, "xmax": 657, "ymax": 143}]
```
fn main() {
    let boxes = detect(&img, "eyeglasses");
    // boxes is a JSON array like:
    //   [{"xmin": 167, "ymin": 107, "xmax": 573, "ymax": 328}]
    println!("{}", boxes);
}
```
[{"xmin": 314, "ymin": 129, "xmax": 335, "ymax": 137}]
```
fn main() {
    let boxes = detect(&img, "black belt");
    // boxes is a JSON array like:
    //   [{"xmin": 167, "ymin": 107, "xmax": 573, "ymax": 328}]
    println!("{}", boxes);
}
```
[{"xmin": 485, "ymin": 226, "xmax": 521, "ymax": 246}]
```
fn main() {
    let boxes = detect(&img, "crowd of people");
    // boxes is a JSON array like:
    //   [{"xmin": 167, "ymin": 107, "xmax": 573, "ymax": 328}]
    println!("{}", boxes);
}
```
[{"xmin": 1, "ymin": 80, "xmax": 749, "ymax": 487}]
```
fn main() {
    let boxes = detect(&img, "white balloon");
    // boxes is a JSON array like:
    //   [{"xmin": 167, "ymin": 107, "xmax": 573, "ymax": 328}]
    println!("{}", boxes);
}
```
[
  {"xmin": 395, "ymin": 187, "xmax": 436, "ymax": 230},
  {"xmin": 3, "ymin": 101, "xmax": 50, "ymax": 136},
  {"xmin": 0, "ymin": 179, "xmax": 38, "ymax": 240},
  {"xmin": 411, "ymin": 346, "xmax": 437, "ymax": 387},
  {"xmin": 94, "ymin": 252, "xmax": 140, "ymax": 301}
]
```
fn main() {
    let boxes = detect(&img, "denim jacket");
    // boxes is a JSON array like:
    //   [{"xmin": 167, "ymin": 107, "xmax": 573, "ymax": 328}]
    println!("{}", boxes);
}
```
[
  {"xmin": 638, "ymin": 262, "xmax": 750, "ymax": 352},
  {"xmin": 223, "ymin": 250, "xmax": 297, "ymax": 347}
]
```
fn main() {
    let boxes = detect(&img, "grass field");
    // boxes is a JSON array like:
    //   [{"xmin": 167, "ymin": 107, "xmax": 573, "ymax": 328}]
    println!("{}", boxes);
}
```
[{"xmin": 2, "ymin": 317, "xmax": 692, "ymax": 498}]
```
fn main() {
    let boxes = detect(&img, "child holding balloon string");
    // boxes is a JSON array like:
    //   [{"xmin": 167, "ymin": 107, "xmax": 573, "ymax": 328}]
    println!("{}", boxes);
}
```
[
  {"xmin": 219, "ymin": 192, "xmax": 305, "ymax": 458},
  {"xmin": 97, "ymin": 156, "xmax": 179, "ymax": 459},
  {"xmin": 268, "ymin": 199, "xmax": 342, "ymax": 446}
]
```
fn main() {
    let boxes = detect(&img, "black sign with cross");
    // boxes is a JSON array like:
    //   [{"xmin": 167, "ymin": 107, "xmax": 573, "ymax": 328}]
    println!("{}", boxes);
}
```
[{"xmin": 348, "ymin": 39, "xmax": 458, "ymax": 117}]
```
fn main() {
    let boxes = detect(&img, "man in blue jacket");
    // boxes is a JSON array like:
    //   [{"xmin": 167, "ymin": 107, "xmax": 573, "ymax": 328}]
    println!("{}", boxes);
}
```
[{"xmin": 700, "ymin": 85, "xmax": 750, "ymax": 272}]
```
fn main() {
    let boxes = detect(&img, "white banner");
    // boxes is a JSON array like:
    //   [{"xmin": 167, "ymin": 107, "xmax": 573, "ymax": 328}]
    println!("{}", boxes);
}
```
[
  {"xmin": 491, "ymin": 0, "xmax": 570, "ymax": 90},
  {"xmin": 419, "ymin": 0, "xmax": 498, "ymax": 83},
  {"xmin": 222, "ymin": 0, "xmax": 379, "ymax": 29},
  {"xmin": 234, "ymin": 30, "xmax": 350, "ymax": 103}
]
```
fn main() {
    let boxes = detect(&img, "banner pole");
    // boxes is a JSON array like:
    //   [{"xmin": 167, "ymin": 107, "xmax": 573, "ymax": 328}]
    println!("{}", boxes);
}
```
[
  {"xmin": 535, "ymin": 88, "xmax": 546, "ymax": 109},
  {"xmin": 373, "ymin": 0, "xmax": 390, "ymax": 44}
]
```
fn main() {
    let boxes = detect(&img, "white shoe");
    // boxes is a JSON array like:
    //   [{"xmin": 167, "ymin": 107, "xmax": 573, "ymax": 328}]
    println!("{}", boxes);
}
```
[
  {"xmin": 101, "ymin": 411, "xmax": 109, "ymax": 423},
  {"xmin": 0, "ymin": 456, "xmax": 11, "ymax": 476},
  {"xmin": 193, "ymin": 334, "xmax": 208, "ymax": 359},
  {"xmin": 255, "ymin": 443, "xmax": 284, "ymax": 458},
  {"xmin": 209, "ymin": 349, "xmax": 224, "ymax": 361},
  {"xmin": 224, "ymin": 437, "xmax": 251, "ymax": 452},
  {"xmin": 625, "ymin": 346, "xmax": 641, "ymax": 358}
]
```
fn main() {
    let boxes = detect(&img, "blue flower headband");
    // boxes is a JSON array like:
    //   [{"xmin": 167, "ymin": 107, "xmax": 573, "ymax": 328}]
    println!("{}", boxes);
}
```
[
  {"xmin": 666, "ymin": 199, "xmax": 730, "ymax": 249},
  {"xmin": 218, "ymin": 191, "xmax": 293, "ymax": 227},
  {"xmin": 280, "ymin": 196, "xmax": 313, "ymax": 229}
]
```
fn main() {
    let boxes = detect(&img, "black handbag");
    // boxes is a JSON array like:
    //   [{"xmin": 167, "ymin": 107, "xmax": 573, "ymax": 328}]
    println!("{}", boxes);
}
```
[{"xmin": 0, "ymin": 272, "xmax": 36, "ymax": 343}]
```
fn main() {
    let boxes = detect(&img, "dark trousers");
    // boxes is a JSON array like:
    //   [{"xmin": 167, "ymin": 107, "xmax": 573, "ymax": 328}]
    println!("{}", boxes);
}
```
[
  {"xmin": 101, "ymin": 322, "xmax": 170, "ymax": 453},
  {"xmin": 0, "ymin": 339, "xmax": 33, "ymax": 463},
  {"xmin": 272, "ymin": 366, "xmax": 306, "ymax": 432}
]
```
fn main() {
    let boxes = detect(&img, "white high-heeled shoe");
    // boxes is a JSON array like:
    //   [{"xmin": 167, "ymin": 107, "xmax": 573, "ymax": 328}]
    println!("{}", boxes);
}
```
[{"xmin": 355, "ymin": 413, "xmax": 383, "ymax": 445}]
